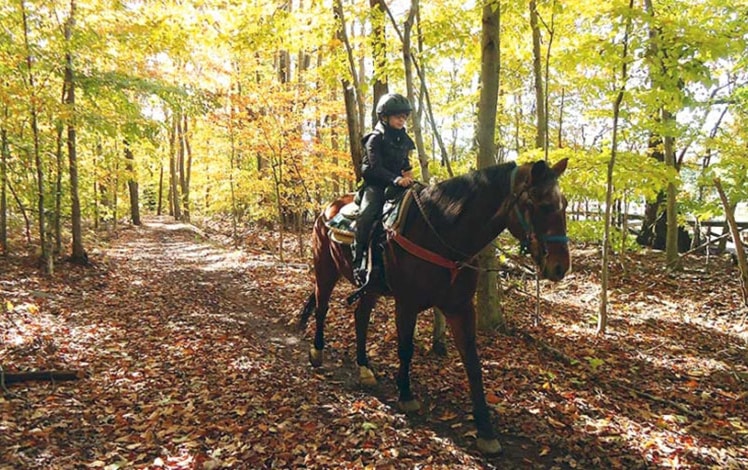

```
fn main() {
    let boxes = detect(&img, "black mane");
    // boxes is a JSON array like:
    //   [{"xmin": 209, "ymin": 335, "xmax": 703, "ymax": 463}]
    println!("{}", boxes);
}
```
[{"xmin": 418, "ymin": 162, "xmax": 517, "ymax": 228}]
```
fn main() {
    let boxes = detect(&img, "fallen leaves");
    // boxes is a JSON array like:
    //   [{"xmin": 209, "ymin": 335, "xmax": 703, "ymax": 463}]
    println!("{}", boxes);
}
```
[{"xmin": 1, "ymin": 219, "xmax": 747, "ymax": 469}]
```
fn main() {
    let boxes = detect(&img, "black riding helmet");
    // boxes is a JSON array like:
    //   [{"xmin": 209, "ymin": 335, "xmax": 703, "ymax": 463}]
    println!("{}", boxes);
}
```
[{"xmin": 376, "ymin": 93, "xmax": 413, "ymax": 118}]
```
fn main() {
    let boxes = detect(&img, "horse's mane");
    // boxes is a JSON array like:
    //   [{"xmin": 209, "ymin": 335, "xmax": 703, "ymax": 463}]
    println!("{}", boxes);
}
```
[{"xmin": 417, "ymin": 162, "xmax": 517, "ymax": 228}]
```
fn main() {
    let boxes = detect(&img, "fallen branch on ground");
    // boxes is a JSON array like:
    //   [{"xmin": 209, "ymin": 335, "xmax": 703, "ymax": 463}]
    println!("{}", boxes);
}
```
[{"xmin": 1, "ymin": 368, "xmax": 84, "ymax": 387}]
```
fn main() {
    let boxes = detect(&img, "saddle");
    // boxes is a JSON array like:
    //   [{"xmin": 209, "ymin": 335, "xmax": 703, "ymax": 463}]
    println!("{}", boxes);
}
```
[{"xmin": 325, "ymin": 188, "xmax": 415, "ymax": 245}]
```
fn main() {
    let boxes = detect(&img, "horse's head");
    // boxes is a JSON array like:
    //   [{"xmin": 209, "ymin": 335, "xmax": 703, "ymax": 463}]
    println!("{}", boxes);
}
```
[{"xmin": 508, "ymin": 158, "xmax": 571, "ymax": 282}]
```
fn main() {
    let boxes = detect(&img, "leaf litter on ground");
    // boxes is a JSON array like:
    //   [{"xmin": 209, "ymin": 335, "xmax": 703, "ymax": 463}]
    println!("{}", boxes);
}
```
[{"xmin": 1, "ymin": 216, "xmax": 746, "ymax": 469}]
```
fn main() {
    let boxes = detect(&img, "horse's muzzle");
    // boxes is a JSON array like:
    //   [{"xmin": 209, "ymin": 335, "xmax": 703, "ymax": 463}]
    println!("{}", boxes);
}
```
[{"xmin": 542, "ymin": 250, "xmax": 570, "ymax": 282}]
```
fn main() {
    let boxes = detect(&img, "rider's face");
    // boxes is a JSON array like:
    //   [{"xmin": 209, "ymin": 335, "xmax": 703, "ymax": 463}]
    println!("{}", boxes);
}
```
[{"xmin": 387, "ymin": 113, "xmax": 409, "ymax": 129}]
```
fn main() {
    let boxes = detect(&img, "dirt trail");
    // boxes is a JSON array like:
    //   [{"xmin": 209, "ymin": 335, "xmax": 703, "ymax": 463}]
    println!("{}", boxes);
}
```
[{"xmin": 1, "ymin": 217, "xmax": 552, "ymax": 469}]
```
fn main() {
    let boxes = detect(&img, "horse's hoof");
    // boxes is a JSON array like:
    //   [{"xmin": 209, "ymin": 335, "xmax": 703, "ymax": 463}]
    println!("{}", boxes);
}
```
[
  {"xmin": 431, "ymin": 341, "xmax": 448, "ymax": 357},
  {"xmin": 309, "ymin": 347, "xmax": 323, "ymax": 367},
  {"xmin": 477, "ymin": 437, "xmax": 502, "ymax": 455},
  {"xmin": 397, "ymin": 399, "xmax": 421, "ymax": 413},
  {"xmin": 359, "ymin": 366, "xmax": 377, "ymax": 387}
]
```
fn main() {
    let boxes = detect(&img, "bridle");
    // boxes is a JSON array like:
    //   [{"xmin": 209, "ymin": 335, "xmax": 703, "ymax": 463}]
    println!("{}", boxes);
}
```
[
  {"xmin": 407, "ymin": 163, "xmax": 568, "ymax": 265},
  {"xmin": 509, "ymin": 166, "xmax": 569, "ymax": 256}
]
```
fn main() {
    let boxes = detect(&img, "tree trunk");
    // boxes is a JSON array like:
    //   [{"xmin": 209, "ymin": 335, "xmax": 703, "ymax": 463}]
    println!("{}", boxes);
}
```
[
  {"xmin": 557, "ymin": 88, "xmax": 565, "ymax": 148},
  {"xmin": 177, "ymin": 115, "xmax": 189, "ymax": 222},
  {"xmin": 65, "ymin": 0, "xmax": 86, "ymax": 263},
  {"xmin": 157, "ymin": 164, "xmax": 164, "ymax": 216},
  {"xmin": 663, "ymin": 113, "xmax": 679, "ymax": 267},
  {"xmin": 644, "ymin": 0, "xmax": 682, "ymax": 269},
  {"xmin": 370, "ymin": 0, "xmax": 389, "ymax": 127},
  {"xmin": 333, "ymin": 0, "xmax": 364, "ymax": 180},
  {"xmin": 21, "ymin": 0, "xmax": 48, "ymax": 267},
  {"xmin": 529, "ymin": 0, "xmax": 546, "ymax": 150},
  {"xmin": 399, "ymin": 0, "xmax": 443, "ymax": 346},
  {"xmin": 414, "ymin": 4, "xmax": 431, "ymax": 181},
  {"xmin": 112, "ymin": 145, "xmax": 119, "ymax": 232},
  {"xmin": 402, "ymin": 0, "xmax": 429, "ymax": 182},
  {"xmin": 0, "ymin": 120, "xmax": 8, "ymax": 256},
  {"xmin": 475, "ymin": 0, "xmax": 504, "ymax": 332},
  {"xmin": 124, "ymin": 144, "xmax": 141, "ymax": 226},
  {"xmin": 93, "ymin": 143, "xmax": 101, "ymax": 230},
  {"xmin": 169, "ymin": 115, "xmax": 182, "ymax": 220},
  {"xmin": 181, "ymin": 115, "xmax": 192, "ymax": 222},
  {"xmin": 714, "ymin": 179, "xmax": 748, "ymax": 306},
  {"xmin": 637, "ymin": 136, "xmax": 666, "ymax": 248},
  {"xmin": 600, "ymin": 0, "xmax": 634, "ymax": 335},
  {"xmin": 54, "ymin": 122, "xmax": 63, "ymax": 255},
  {"xmin": 7, "ymin": 180, "xmax": 31, "ymax": 244},
  {"xmin": 227, "ymin": 86, "xmax": 239, "ymax": 247}
]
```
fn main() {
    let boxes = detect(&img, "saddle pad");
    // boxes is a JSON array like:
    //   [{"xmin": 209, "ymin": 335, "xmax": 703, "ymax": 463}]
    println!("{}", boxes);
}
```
[
  {"xmin": 326, "ymin": 212, "xmax": 356, "ymax": 245},
  {"xmin": 324, "ymin": 189, "xmax": 415, "ymax": 246}
]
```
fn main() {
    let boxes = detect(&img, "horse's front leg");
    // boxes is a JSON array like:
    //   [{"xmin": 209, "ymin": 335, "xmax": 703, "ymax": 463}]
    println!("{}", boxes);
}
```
[
  {"xmin": 394, "ymin": 302, "xmax": 421, "ymax": 412},
  {"xmin": 445, "ymin": 303, "xmax": 502, "ymax": 455},
  {"xmin": 354, "ymin": 293, "xmax": 378, "ymax": 387}
]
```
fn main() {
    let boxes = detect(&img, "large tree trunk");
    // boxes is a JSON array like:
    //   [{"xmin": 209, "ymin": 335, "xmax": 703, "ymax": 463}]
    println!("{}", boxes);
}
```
[
  {"xmin": 333, "ymin": 0, "xmax": 364, "ymax": 180},
  {"xmin": 370, "ymin": 0, "xmax": 389, "ymax": 127},
  {"xmin": 475, "ymin": 0, "xmax": 504, "ymax": 333},
  {"xmin": 169, "ymin": 115, "xmax": 182, "ymax": 220},
  {"xmin": 180, "ymin": 115, "xmax": 192, "ymax": 222},
  {"xmin": 65, "ymin": 0, "xmax": 86, "ymax": 263},
  {"xmin": 644, "ymin": 0, "xmax": 682, "ymax": 269},
  {"xmin": 663, "ymin": 111, "xmax": 679, "ymax": 267},
  {"xmin": 636, "ymin": 136, "xmax": 665, "ymax": 247},
  {"xmin": 529, "ymin": 0, "xmax": 546, "ymax": 150}
]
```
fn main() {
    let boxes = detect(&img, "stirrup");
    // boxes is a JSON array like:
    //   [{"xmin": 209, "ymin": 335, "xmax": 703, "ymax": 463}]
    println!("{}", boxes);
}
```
[
  {"xmin": 354, "ymin": 268, "xmax": 367, "ymax": 288},
  {"xmin": 346, "ymin": 266, "xmax": 383, "ymax": 305}
]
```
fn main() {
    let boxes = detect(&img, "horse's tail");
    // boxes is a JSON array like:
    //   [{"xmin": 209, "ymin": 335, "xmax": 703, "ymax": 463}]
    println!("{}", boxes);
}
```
[{"xmin": 298, "ymin": 292, "xmax": 316, "ymax": 330}]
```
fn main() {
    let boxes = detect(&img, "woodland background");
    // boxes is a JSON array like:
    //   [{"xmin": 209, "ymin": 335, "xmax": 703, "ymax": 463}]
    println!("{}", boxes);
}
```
[
  {"xmin": 0, "ymin": 0, "xmax": 747, "ymax": 269},
  {"xmin": 2, "ymin": 1, "xmax": 748, "ymax": 468}
]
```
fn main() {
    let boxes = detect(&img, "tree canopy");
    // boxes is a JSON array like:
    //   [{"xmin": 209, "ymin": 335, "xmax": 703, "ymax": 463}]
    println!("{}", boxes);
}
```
[{"xmin": 0, "ymin": 0, "xmax": 746, "ymax": 260}]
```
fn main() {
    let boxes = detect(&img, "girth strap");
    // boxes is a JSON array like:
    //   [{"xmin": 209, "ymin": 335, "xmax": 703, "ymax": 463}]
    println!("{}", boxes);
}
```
[{"xmin": 387, "ymin": 229, "xmax": 463, "ymax": 284}]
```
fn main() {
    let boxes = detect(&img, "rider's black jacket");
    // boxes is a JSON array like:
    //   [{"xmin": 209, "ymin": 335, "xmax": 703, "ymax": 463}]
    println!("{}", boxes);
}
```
[{"xmin": 361, "ymin": 122, "xmax": 415, "ymax": 187}]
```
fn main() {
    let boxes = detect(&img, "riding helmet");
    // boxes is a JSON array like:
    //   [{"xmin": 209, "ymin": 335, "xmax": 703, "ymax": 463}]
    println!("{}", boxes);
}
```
[{"xmin": 375, "ymin": 93, "xmax": 413, "ymax": 117}]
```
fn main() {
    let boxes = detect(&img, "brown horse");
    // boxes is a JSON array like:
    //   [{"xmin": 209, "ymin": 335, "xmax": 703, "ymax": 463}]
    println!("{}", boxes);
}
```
[{"xmin": 299, "ymin": 158, "xmax": 570, "ymax": 454}]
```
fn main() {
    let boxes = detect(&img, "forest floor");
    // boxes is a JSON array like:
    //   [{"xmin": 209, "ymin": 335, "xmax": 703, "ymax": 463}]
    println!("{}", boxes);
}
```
[{"xmin": 1, "ymin": 216, "xmax": 747, "ymax": 469}]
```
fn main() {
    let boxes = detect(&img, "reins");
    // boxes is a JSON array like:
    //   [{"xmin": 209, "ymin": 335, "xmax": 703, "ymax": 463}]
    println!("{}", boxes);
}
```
[{"xmin": 391, "ymin": 165, "xmax": 533, "ymax": 280}]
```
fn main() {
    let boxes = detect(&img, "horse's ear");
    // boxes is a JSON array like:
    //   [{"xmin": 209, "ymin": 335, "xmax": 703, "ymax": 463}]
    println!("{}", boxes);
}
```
[
  {"xmin": 530, "ymin": 160, "xmax": 549, "ymax": 184},
  {"xmin": 551, "ymin": 157, "xmax": 569, "ymax": 177}
]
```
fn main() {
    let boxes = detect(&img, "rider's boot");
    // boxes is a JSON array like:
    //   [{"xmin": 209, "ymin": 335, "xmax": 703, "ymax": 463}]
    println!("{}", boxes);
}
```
[{"xmin": 352, "ymin": 242, "xmax": 368, "ymax": 287}]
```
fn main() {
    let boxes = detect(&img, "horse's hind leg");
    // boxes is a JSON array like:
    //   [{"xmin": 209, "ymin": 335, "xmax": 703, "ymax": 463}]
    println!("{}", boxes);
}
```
[
  {"xmin": 308, "ymin": 253, "xmax": 338, "ymax": 368},
  {"xmin": 354, "ymin": 293, "xmax": 378, "ymax": 387}
]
